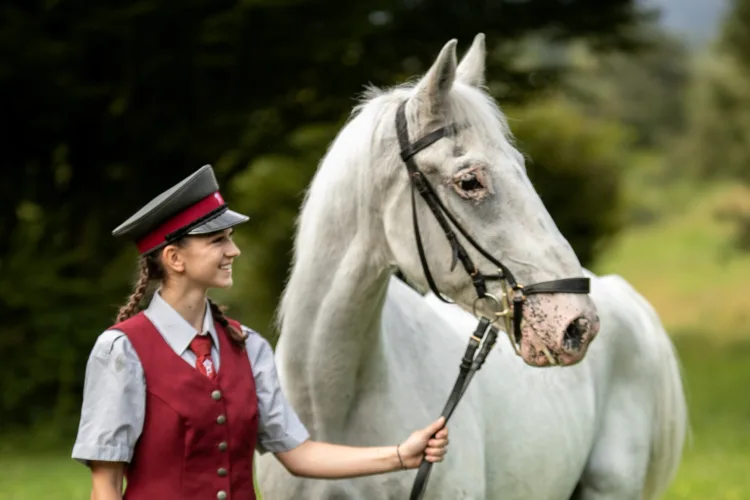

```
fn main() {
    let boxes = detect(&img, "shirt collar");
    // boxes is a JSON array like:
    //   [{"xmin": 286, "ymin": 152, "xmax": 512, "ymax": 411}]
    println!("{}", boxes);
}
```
[{"xmin": 144, "ymin": 290, "xmax": 220, "ymax": 356}]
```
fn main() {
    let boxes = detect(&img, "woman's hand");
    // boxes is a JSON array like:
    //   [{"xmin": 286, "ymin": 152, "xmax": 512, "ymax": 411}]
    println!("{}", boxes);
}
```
[
  {"xmin": 273, "ymin": 417, "xmax": 449, "ymax": 478},
  {"xmin": 397, "ymin": 416, "xmax": 449, "ymax": 468}
]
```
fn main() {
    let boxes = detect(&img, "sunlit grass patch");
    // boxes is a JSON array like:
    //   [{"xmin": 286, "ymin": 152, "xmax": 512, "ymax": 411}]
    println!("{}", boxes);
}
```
[
  {"xmin": 594, "ymin": 182, "xmax": 750, "ymax": 339},
  {"xmin": 663, "ymin": 333, "xmax": 750, "ymax": 499}
]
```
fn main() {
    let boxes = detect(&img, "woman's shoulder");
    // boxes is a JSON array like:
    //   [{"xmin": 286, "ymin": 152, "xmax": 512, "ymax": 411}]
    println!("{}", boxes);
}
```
[
  {"xmin": 87, "ymin": 328, "xmax": 143, "ymax": 371},
  {"xmin": 238, "ymin": 325, "xmax": 275, "ymax": 365},
  {"xmin": 239, "ymin": 324, "xmax": 272, "ymax": 347}
]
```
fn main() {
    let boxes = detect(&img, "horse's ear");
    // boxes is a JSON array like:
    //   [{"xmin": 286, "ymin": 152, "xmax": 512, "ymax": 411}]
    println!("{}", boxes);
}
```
[
  {"xmin": 413, "ymin": 39, "xmax": 458, "ymax": 118},
  {"xmin": 456, "ymin": 33, "xmax": 486, "ymax": 87}
]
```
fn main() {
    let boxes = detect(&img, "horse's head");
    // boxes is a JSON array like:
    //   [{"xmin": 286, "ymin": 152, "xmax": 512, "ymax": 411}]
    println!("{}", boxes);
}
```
[{"xmin": 379, "ymin": 35, "xmax": 600, "ymax": 367}]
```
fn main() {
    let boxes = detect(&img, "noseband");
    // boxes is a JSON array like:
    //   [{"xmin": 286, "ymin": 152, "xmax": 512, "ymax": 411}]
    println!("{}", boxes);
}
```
[{"xmin": 394, "ymin": 100, "xmax": 590, "ymax": 499}]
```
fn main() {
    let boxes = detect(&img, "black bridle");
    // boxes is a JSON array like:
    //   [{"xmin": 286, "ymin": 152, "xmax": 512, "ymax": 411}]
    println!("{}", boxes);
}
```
[{"xmin": 394, "ymin": 100, "xmax": 591, "ymax": 499}]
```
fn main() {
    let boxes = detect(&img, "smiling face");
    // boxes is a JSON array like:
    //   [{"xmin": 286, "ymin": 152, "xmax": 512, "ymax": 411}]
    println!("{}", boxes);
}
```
[
  {"xmin": 380, "ymin": 35, "xmax": 600, "ymax": 367},
  {"xmin": 161, "ymin": 228, "xmax": 240, "ymax": 290}
]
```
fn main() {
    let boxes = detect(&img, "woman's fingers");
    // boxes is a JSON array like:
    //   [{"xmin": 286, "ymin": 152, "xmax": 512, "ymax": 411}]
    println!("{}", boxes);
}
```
[
  {"xmin": 424, "ymin": 425, "xmax": 449, "ymax": 463},
  {"xmin": 428, "ymin": 437, "xmax": 449, "ymax": 448},
  {"xmin": 425, "ymin": 447, "xmax": 447, "ymax": 462}
]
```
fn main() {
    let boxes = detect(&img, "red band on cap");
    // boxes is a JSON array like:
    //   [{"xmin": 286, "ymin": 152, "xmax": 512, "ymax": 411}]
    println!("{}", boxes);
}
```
[{"xmin": 136, "ymin": 191, "xmax": 225, "ymax": 254}]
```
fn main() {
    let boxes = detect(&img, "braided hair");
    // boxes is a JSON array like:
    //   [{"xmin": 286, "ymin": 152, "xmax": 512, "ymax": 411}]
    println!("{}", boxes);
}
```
[
  {"xmin": 208, "ymin": 298, "xmax": 248, "ymax": 346},
  {"xmin": 115, "ymin": 254, "xmax": 161, "ymax": 323}
]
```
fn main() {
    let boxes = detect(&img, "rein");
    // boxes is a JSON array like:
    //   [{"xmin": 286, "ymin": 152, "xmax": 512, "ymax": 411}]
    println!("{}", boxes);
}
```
[{"xmin": 394, "ymin": 100, "xmax": 590, "ymax": 499}]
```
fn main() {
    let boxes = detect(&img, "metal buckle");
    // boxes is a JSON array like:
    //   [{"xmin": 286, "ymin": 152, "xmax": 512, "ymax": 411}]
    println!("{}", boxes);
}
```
[
  {"xmin": 498, "ymin": 281, "xmax": 521, "ymax": 356},
  {"xmin": 472, "ymin": 293, "xmax": 507, "ymax": 324},
  {"xmin": 471, "ymin": 278, "xmax": 532, "ymax": 358}
]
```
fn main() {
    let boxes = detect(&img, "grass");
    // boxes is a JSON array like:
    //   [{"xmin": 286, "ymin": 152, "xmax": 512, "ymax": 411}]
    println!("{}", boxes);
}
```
[
  {"xmin": 0, "ymin": 454, "xmax": 89, "ymax": 500},
  {"xmin": 662, "ymin": 333, "xmax": 750, "ymax": 500},
  {"xmin": 594, "ymin": 181, "xmax": 750, "ymax": 339},
  {"xmin": 2, "ymin": 182, "xmax": 748, "ymax": 499}
]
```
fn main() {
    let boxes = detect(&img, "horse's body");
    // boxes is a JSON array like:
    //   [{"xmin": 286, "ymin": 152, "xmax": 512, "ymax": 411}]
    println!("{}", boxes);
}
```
[{"xmin": 255, "ymin": 35, "xmax": 687, "ymax": 499}]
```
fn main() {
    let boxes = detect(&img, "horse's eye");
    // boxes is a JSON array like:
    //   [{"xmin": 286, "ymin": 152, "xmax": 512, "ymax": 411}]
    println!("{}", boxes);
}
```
[
  {"xmin": 459, "ymin": 173, "xmax": 483, "ymax": 191},
  {"xmin": 452, "ymin": 167, "xmax": 490, "ymax": 201}
]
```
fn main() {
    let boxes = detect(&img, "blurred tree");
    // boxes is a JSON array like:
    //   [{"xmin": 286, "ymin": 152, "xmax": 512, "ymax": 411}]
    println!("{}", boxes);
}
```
[
  {"xmin": 548, "ymin": 26, "xmax": 693, "ymax": 228},
  {"xmin": 679, "ymin": 0, "xmax": 750, "ymax": 184},
  {"xmin": 675, "ymin": 0, "xmax": 750, "ymax": 251},
  {"xmin": 0, "ymin": 0, "xmax": 649, "ymax": 433},
  {"xmin": 562, "ymin": 30, "xmax": 690, "ymax": 150},
  {"xmin": 721, "ymin": 0, "xmax": 750, "ymax": 74},
  {"xmin": 679, "ymin": 51, "xmax": 750, "ymax": 184}
]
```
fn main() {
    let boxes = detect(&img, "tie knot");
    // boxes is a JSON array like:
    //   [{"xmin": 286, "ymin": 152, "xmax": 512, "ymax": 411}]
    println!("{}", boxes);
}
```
[{"xmin": 190, "ymin": 334, "xmax": 213, "ymax": 357}]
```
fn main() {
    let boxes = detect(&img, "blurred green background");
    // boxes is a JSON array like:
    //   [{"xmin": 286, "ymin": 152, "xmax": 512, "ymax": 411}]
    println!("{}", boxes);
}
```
[{"xmin": 1, "ymin": 0, "xmax": 749, "ymax": 498}]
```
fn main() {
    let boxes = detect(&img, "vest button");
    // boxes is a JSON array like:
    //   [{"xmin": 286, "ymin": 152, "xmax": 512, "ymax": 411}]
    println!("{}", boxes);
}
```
[
  {"xmin": 218, "ymin": 441, "xmax": 228, "ymax": 451},
  {"xmin": 211, "ymin": 390, "xmax": 222, "ymax": 401},
  {"xmin": 217, "ymin": 491, "xmax": 227, "ymax": 500},
  {"xmin": 217, "ymin": 467, "xmax": 228, "ymax": 477},
  {"xmin": 216, "ymin": 414, "xmax": 226, "ymax": 425}
]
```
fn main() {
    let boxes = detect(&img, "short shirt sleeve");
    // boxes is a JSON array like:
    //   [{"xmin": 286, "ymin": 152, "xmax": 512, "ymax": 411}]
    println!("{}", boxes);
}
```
[
  {"xmin": 71, "ymin": 330, "xmax": 146, "ymax": 466},
  {"xmin": 243, "ymin": 326, "xmax": 310, "ymax": 454}
]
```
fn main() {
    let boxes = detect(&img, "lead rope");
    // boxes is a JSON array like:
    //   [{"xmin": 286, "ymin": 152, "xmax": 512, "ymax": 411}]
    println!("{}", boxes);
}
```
[{"xmin": 409, "ymin": 317, "xmax": 499, "ymax": 500}]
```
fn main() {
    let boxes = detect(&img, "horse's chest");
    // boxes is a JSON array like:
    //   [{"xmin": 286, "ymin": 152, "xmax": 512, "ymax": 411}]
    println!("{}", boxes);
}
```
[{"xmin": 475, "ymin": 375, "xmax": 597, "ymax": 499}]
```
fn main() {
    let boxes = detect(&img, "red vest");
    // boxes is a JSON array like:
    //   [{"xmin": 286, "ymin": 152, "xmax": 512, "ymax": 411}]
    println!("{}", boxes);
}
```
[{"xmin": 113, "ymin": 312, "xmax": 258, "ymax": 500}]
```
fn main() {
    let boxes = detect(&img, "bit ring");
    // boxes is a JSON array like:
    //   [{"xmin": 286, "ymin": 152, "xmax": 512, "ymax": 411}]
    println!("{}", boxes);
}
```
[{"xmin": 472, "ymin": 293, "xmax": 507, "ymax": 322}]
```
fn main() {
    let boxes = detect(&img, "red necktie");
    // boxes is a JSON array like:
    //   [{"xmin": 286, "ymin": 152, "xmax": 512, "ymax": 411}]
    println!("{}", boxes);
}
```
[{"xmin": 190, "ymin": 335, "xmax": 216, "ymax": 380}]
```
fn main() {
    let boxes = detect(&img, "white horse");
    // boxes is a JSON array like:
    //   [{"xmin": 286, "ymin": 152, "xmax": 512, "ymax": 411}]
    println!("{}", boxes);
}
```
[{"xmin": 255, "ymin": 34, "xmax": 687, "ymax": 500}]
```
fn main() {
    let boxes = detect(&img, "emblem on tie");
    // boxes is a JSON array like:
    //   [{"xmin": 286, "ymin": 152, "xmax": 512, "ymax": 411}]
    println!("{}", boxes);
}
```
[{"xmin": 203, "ymin": 358, "xmax": 214, "ymax": 377}]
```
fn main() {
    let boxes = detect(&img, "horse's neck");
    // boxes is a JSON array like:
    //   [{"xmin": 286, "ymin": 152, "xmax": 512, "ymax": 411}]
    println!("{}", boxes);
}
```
[{"xmin": 275, "ymin": 223, "xmax": 390, "ymax": 441}]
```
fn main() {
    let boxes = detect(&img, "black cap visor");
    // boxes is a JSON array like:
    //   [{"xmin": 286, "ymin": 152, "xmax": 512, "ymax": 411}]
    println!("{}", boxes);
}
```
[{"xmin": 187, "ymin": 209, "xmax": 249, "ymax": 236}]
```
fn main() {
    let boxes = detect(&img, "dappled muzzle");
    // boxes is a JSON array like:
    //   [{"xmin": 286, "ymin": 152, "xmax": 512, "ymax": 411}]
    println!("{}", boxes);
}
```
[{"xmin": 517, "ymin": 293, "xmax": 601, "ymax": 367}]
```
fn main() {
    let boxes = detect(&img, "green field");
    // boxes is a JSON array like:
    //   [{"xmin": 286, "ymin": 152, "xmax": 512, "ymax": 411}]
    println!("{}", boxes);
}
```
[{"xmin": 2, "ymin": 183, "xmax": 748, "ymax": 499}]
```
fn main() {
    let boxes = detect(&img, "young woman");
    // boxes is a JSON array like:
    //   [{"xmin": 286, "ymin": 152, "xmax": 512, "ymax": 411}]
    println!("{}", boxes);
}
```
[{"xmin": 71, "ymin": 165, "xmax": 449, "ymax": 500}]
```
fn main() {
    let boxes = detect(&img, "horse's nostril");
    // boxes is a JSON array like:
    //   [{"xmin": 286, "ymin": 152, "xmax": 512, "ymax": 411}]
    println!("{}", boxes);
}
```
[{"xmin": 563, "ymin": 316, "xmax": 589, "ymax": 351}]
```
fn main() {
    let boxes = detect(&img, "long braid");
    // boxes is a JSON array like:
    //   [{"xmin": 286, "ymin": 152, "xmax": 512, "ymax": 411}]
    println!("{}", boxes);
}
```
[
  {"xmin": 208, "ymin": 298, "xmax": 247, "ymax": 346},
  {"xmin": 116, "ymin": 257, "xmax": 151, "ymax": 323}
]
